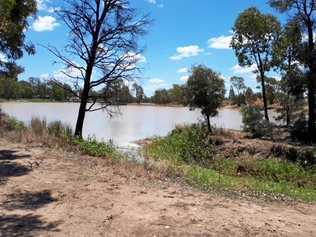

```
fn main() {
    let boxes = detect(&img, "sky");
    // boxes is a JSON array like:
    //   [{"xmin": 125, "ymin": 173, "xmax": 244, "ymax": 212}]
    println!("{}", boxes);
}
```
[{"xmin": 18, "ymin": 0, "xmax": 285, "ymax": 96}]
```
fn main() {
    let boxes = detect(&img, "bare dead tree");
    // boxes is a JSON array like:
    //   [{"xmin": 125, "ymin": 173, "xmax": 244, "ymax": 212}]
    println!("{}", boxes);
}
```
[{"xmin": 47, "ymin": 0, "xmax": 150, "ymax": 138}]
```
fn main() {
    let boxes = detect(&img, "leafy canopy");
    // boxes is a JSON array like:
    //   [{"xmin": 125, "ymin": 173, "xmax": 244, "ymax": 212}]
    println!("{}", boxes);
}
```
[
  {"xmin": 186, "ymin": 65, "xmax": 225, "ymax": 118},
  {"xmin": 0, "ymin": 0, "xmax": 37, "ymax": 75},
  {"xmin": 231, "ymin": 7, "xmax": 281, "ymax": 71}
]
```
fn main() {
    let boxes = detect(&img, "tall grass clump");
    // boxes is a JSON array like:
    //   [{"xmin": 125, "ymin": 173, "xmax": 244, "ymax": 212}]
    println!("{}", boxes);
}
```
[
  {"xmin": 30, "ymin": 117, "xmax": 47, "ymax": 136},
  {"xmin": 47, "ymin": 121, "xmax": 73, "ymax": 140}
]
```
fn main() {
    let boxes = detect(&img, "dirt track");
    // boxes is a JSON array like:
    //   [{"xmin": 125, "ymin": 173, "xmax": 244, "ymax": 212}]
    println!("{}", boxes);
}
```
[{"xmin": 0, "ymin": 140, "xmax": 316, "ymax": 237}]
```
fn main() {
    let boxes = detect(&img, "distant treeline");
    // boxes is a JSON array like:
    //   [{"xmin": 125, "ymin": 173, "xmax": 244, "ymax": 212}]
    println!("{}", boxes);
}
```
[{"xmin": 0, "ymin": 77, "xmax": 147, "ymax": 104}]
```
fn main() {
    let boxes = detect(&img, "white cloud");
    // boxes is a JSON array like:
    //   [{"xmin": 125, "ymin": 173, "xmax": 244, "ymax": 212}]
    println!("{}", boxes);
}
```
[
  {"xmin": 177, "ymin": 67, "xmax": 188, "ymax": 74},
  {"xmin": 232, "ymin": 64, "xmax": 257, "ymax": 75},
  {"xmin": 170, "ymin": 45, "xmax": 204, "ymax": 60},
  {"xmin": 0, "ymin": 53, "xmax": 7, "ymax": 63},
  {"xmin": 179, "ymin": 75, "xmax": 189, "ymax": 82},
  {"xmin": 36, "ymin": 0, "xmax": 48, "ymax": 10},
  {"xmin": 231, "ymin": 64, "xmax": 258, "ymax": 80},
  {"xmin": 126, "ymin": 52, "xmax": 146, "ymax": 63},
  {"xmin": 149, "ymin": 78, "xmax": 165, "ymax": 85},
  {"xmin": 32, "ymin": 16, "xmax": 59, "ymax": 32},
  {"xmin": 144, "ymin": 78, "xmax": 169, "ymax": 95},
  {"xmin": 208, "ymin": 35, "xmax": 232, "ymax": 49},
  {"xmin": 147, "ymin": 0, "xmax": 157, "ymax": 4},
  {"xmin": 47, "ymin": 7, "xmax": 61, "ymax": 13}
]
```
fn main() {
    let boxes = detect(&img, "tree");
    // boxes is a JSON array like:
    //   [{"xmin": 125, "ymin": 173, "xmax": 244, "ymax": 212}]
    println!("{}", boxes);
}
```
[
  {"xmin": 0, "ymin": 0, "xmax": 36, "ymax": 76},
  {"xmin": 244, "ymin": 87, "xmax": 256, "ymax": 105},
  {"xmin": 132, "ymin": 83, "xmax": 144, "ymax": 104},
  {"xmin": 186, "ymin": 65, "xmax": 225, "ymax": 132},
  {"xmin": 264, "ymin": 77, "xmax": 278, "ymax": 105},
  {"xmin": 48, "ymin": 0, "xmax": 150, "ymax": 137},
  {"xmin": 273, "ymin": 20, "xmax": 305, "ymax": 127},
  {"xmin": 168, "ymin": 84, "xmax": 186, "ymax": 105},
  {"xmin": 231, "ymin": 7, "xmax": 281, "ymax": 121},
  {"xmin": 269, "ymin": 0, "xmax": 316, "ymax": 140},
  {"xmin": 230, "ymin": 76, "xmax": 246, "ymax": 106},
  {"xmin": 228, "ymin": 86, "xmax": 236, "ymax": 101},
  {"xmin": 103, "ymin": 79, "xmax": 133, "ymax": 104},
  {"xmin": 151, "ymin": 89, "xmax": 171, "ymax": 104}
]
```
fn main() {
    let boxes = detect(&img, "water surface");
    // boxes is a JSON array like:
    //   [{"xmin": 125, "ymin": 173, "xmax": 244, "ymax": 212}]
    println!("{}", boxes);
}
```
[{"xmin": 0, "ymin": 102, "xmax": 242, "ymax": 146}]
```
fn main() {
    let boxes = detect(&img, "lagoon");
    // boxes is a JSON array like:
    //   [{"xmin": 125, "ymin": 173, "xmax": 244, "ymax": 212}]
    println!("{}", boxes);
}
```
[{"xmin": 0, "ymin": 102, "xmax": 242, "ymax": 146}]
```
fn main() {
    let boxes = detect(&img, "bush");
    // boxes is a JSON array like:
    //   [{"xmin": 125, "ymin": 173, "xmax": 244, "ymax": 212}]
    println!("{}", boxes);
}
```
[
  {"xmin": 241, "ymin": 105, "xmax": 273, "ymax": 138},
  {"xmin": 290, "ymin": 118, "xmax": 309, "ymax": 142},
  {"xmin": 148, "ymin": 124, "xmax": 216, "ymax": 166},
  {"xmin": 74, "ymin": 137, "xmax": 118, "ymax": 158},
  {"xmin": 6, "ymin": 117, "xmax": 26, "ymax": 131}
]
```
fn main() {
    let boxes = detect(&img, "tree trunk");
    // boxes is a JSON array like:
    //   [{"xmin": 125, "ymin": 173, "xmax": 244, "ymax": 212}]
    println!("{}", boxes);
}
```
[
  {"xmin": 74, "ymin": 63, "xmax": 94, "ymax": 138},
  {"xmin": 307, "ymin": 72, "xmax": 316, "ymax": 141},
  {"xmin": 74, "ymin": 83, "xmax": 89, "ymax": 138},
  {"xmin": 206, "ymin": 115, "xmax": 212, "ymax": 133},
  {"xmin": 286, "ymin": 105, "xmax": 290, "ymax": 128},
  {"xmin": 259, "ymin": 70, "xmax": 269, "ymax": 121},
  {"xmin": 306, "ymin": 21, "xmax": 316, "ymax": 142}
]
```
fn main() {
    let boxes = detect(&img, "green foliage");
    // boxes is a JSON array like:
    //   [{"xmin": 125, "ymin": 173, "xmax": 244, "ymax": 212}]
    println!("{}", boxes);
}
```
[
  {"xmin": 151, "ymin": 88, "xmax": 171, "ymax": 104},
  {"xmin": 229, "ymin": 77, "xmax": 246, "ymax": 106},
  {"xmin": 231, "ymin": 7, "xmax": 281, "ymax": 70},
  {"xmin": 290, "ymin": 118, "xmax": 310, "ymax": 143},
  {"xmin": 186, "ymin": 65, "xmax": 225, "ymax": 131},
  {"xmin": 0, "ymin": 0, "xmax": 37, "ymax": 75},
  {"xmin": 146, "ymin": 125, "xmax": 316, "ymax": 201},
  {"xmin": 74, "ymin": 138, "xmax": 119, "ymax": 158},
  {"xmin": 232, "ymin": 7, "xmax": 281, "ymax": 120},
  {"xmin": 5, "ymin": 116, "xmax": 26, "ymax": 131},
  {"xmin": 150, "ymin": 84, "xmax": 187, "ymax": 105},
  {"xmin": 241, "ymin": 105, "xmax": 273, "ymax": 138},
  {"xmin": 132, "ymin": 83, "xmax": 144, "ymax": 104},
  {"xmin": 103, "ymin": 79, "xmax": 134, "ymax": 105}
]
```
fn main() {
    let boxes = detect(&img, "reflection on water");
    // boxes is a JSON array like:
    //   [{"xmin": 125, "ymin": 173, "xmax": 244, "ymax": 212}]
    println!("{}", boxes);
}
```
[{"xmin": 0, "ymin": 102, "xmax": 242, "ymax": 146}]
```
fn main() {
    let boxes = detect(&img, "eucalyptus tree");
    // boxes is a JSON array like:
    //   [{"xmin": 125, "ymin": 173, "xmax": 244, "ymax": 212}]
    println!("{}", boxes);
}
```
[
  {"xmin": 230, "ymin": 76, "xmax": 246, "ymax": 106},
  {"xmin": 231, "ymin": 7, "xmax": 281, "ymax": 121},
  {"xmin": 269, "ymin": 0, "xmax": 316, "ymax": 140},
  {"xmin": 273, "ymin": 21, "xmax": 305, "ymax": 127},
  {"xmin": 0, "ymin": 0, "xmax": 37, "ymax": 76},
  {"xmin": 133, "ymin": 83, "xmax": 144, "ymax": 104},
  {"xmin": 48, "ymin": 0, "xmax": 150, "ymax": 137},
  {"xmin": 186, "ymin": 65, "xmax": 225, "ymax": 133}
]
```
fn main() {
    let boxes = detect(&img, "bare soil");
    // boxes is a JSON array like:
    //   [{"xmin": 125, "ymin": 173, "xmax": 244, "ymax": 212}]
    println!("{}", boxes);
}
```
[{"xmin": 1, "ymin": 139, "xmax": 316, "ymax": 237}]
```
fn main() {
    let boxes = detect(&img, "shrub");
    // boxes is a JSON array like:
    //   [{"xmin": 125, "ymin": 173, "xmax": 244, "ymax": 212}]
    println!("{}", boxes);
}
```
[
  {"xmin": 6, "ymin": 117, "xmax": 26, "ymax": 131},
  {"xmin": 149, "ymin": 124, "xmax": 216, "ymax": 166},
  {"xmin": 290, "ymin": 118, "xmax": 309, "ymax": 142},
  {"xmin": 74, "ymin": 137, "xmax": 118, "ymax": 158},
  {"xmin": 241, "ymin": 105, "xmax": 273, "ymax": 138}
]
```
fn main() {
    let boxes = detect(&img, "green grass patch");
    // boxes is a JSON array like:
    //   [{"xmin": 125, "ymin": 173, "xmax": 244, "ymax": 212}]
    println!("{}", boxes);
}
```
[
  {"xmin": 145, "ymin": 124, "xmax": 316, "ymax": 202},
  {"xmin": 6, "ymin": 117, "xmax": 26, "ymax": 131},
  {"xmin": 74, "ymin": 138, "xmax": 123, "ymax": 160}
]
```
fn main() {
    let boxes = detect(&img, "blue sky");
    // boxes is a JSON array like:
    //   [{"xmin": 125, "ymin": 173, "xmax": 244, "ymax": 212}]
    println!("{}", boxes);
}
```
[{"xmin": 18, "ymin": 0, "xmax": 283, "ymax": 96}]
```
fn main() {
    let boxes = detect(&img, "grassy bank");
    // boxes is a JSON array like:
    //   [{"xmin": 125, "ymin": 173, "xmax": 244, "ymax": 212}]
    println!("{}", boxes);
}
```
[
  {"xmin": 0, "ymin": 112, "xmax": 121, "ymax": 160},
  {"xmin": 2, "ymin": 111, "xmax": 316, "ymax": 202},
  {"xmin": 144, "ymin": 124, "xmax": 316, "ymax": 202}
]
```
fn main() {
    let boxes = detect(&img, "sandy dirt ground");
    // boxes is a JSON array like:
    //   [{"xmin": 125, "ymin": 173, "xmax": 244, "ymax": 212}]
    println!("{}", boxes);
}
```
[{"xmin": 0, "ymin": 139, "xmax": 316, "ymax": 237}]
